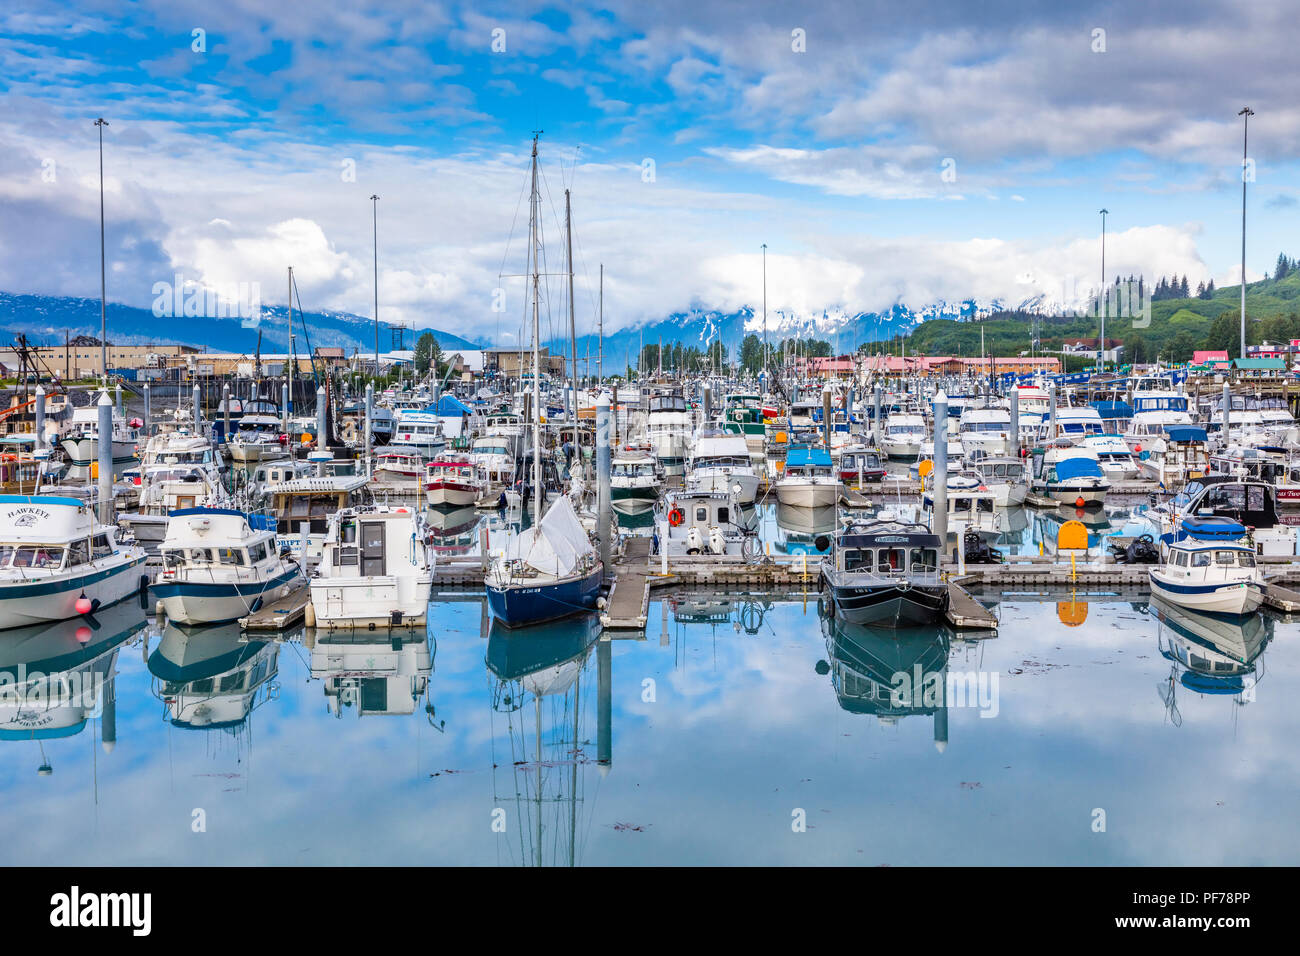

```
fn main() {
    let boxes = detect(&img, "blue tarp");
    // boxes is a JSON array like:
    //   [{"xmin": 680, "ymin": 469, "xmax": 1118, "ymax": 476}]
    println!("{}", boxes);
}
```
[
  {"xmin": 786, "ymin": 447, "xmax": 832, "ymax": 468},
  {"xmin": 434, "ymin": 395, "xmax": 474, "ymax": 416},
  {"xmin": 1180, "ymin": 516, "xmax": 1247, "ymax": 540},
  {"xmin": 1052, "ymin": 456, "xmax": 1104, "ymax": 481},
  {"xmin": 1164, "ymin": 425, "xmax": 1207, "ymax": 443},
  {"xmin": 1090, "ymin": 400, "xmax": 1133, "ymax": 420}
]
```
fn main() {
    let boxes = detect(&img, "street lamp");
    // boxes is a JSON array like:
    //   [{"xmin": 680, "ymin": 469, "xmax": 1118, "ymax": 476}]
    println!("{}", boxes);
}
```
[
  {"xmin": 761, "ymin": 243, "xmax": 768, "ymax": 384},
  {"xmin": 95, "ymin": 117, "xmax": 109, "ymax": 383},
  {"xmin": 1238, "ymin": 106, "xmax": 1254, "ymax": 361}
]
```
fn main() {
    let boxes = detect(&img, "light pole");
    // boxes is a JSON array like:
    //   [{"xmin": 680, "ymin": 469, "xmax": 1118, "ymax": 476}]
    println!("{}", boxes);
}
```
[
  {"xmin": 1238, "ymin": 106, "xmax": 1254, "ymax": 361},
  {"xmin": 370, "ymin": 194, "xmax": 379, "ymax": 381},
  {"xmin": 761, "ymin": 243, "xmax": 767, "ymax": 385},
  {"xmin": 95, "ymin": 117, "xmax": 109, "ymax": 383},
  {"xmin": 1099, "ymin": 208, "xmax": 1108, "ymax": 374}
]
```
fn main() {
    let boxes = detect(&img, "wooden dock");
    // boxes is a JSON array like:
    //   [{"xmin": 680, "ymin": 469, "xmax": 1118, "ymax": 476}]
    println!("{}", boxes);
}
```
[
  {"xmin": 945, "ymin": 580, "xmax": 998, "ymax": 629},
  {"xmin": 239, "ymin": 584, "xmax": 311, "ymax": 631}
]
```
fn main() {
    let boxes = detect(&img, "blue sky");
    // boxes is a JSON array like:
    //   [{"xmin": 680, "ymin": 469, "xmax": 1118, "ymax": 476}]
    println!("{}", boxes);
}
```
[{"xmin": 2, "ymin": 0, "xmax": 1299, "ymax": 342}]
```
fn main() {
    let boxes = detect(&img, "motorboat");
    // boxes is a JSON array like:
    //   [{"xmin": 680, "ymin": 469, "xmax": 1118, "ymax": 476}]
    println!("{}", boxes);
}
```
[
  {"xmin": 1040, "ymin": 450, "xmax": 1110, "ymax": 506},
  {"xmin": 819, "ymin": 518, "xmax": 948, "ymax": 627},
  {"xmin": 1079, "ymin": 433, "xmax": 1138, "ymax": 481},
  {"xmin": 59, "ymin": 399, "xmax": 140, "ymax": 479},
  {"xmin": 152, "ymin": 507, "xmax": 305, "ymax": 625},
  {"xmin": 309, "ymin": 504, "xmax": 433, "ymax": 629},
  {"xmin": 880, "ymin": 413, "xmax": 926, "ymax": 460},
  {"xmin": 775, "ymin": 446, "xmax": 840, "ymax": 508},
  {"xmin": 0, "ymin": 494, "xmax": 148, "ymax": 630},
  {"xmin": 685, "ymin": 432, "xmax": 760, "ymax": 504},
  {"xmin": 1148, "ymin": 517, "xmax": 1264, "ymax": 616},
  {"xmin": 610, "ymin": 450, "xmax": 661, "ymax": 514},
  {"xmin": 424, "ymin": 454, "xmax": 483, "ymax": 507}
]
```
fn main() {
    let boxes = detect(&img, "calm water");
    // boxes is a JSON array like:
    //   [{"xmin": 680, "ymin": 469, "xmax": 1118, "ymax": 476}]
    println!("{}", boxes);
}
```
[{"xmin": 0, "ymin": 589, "xmax": 1295, "ymax": 866}]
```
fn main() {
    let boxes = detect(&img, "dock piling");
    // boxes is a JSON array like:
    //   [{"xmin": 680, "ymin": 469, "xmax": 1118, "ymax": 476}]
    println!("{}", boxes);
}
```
[
  {"xmin": 96, "ymin": 389, "xmax": 113, "ymax": 524},
  {"xmin": 933, "ymin": 389, "xmax": 949, "ymax": 546},
  {"xmin": 597, "ymin": 395, "xmax": 612, "ymax": 581}
]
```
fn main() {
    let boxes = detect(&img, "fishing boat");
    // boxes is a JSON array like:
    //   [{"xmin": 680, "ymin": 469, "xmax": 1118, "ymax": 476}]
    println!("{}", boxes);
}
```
[
  {"xmin": 152, "ymin": 507, "xmax": 304, "ymax": 625},
  {"xmin": 819, "ymin": 519, "xmax": 948, "ymax": 627},
  {"xmin": 835, "ymin": 443, "xmax": 887, "ymax": 485},
  {"xmin": 957, "ymin": 405, "xmax": 1013, "ymax": 458},
  {"xmin": 610, "ymin": 449, "xmax": 661, "ymax": 514},
  {"xmin": 264, "ymin": 473, "xmax": 373, "ymax": 566},
  {"xmin": 775, "ymin": 446, "xmax": 840, "ymax": 508},
  {"xmin": 657, "ymin": 490, "xmax": 760, "ymax": 558},
  {"xmin": 486, "ymin": 496, "xmax": 601, "ymax": 628},
  {"xmin": 0, "ymin": 495, "xmax": 148, "ymax": 630},
  {"xmin": 685, "ymin": 432, "xmax": 760, "ymax": 504},
  {"xmin": 59, "ymin": 401, "xmax": 140, "ymax": 479},
  {"xmin": 424, "ymin": 454, "xmax": 482, "ymax": 507},
  {"xmin": 922, "ymin": 487, "xmax": 1005, "ymax": 544},
  {"xmin": 227, "ymin": 398, "xmax": 287, "ymax": 464},
  {"xmin": 309, "ymin": 505, "xmax": 433, "ymax": 629},
  {"xmin": 1147, "ymin": 517, "xmax": 1264, "ymax": 616},
  {"xmin": 966, "ymin": 455, "xmax": 1029, "ymax": 507},
  {"xmin": 645, "ymin": 390, "xmax": 691, "ymax": 476}
]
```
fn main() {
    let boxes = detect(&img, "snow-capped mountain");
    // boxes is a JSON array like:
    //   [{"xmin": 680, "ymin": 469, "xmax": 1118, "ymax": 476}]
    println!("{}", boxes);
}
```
[{"xmin": 0, "ymin": 292, "xmax": 483, "ymax": 354}]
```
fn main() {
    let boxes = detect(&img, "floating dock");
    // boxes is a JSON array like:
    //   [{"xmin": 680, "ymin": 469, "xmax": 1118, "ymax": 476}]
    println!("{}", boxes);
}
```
[{"xmin": 239, "ymin": 584, "xmax": 312, "ymax": 631}]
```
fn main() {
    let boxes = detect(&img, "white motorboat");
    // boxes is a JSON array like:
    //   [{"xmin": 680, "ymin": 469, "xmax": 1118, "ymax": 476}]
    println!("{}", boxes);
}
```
[
  {"xmin": 309, "ymin": 504, "xmax": 433, "ymax": 629},
  {"xmin": 957, "ymin": 405, "xmax": 1013, "ymax": 458},
  {"xmin": 775, "ymin": 446, "xmax": 840, "ymax": 508},
  {"xmin": 610, "ymin": 450, "xmax": 661, "ymax": 514},
  {"xmin": 153, "ymin": 507, "xmax": 304, "ymax": 625},
  {"xmin": 392, "ymin": 411, "xmax": 447, "ymax": 457},
  {"xmin": 59, "ymin": 402, "xmax": 140, "ymax": 480},
  {"xmin": 1079, "ymin": 433, "xmax": 1138, "ymax": 480},
  {"xmin": 0, "ymin": 494, "xmax": 148, "ymax": 630},
  {"xmin": 966, "ymin": 455, "xmax": 1029, "ymax": 507},
  {"xmin": 685, "ymin": 432, "xmax": 760, "ymax": 504},
  {"xmin": 880, "ymin": 413, "xmax": 926, "ymax": 460},
  {"xmin": 1147, "ymin": 517, "xmax": 1264, "ymax": 617}
]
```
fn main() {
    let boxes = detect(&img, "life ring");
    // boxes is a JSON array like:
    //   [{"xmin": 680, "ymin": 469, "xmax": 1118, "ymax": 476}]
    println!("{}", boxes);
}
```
[{"xmin": 668, "ymin": 507, "xmax": 685, "ymax": 527}]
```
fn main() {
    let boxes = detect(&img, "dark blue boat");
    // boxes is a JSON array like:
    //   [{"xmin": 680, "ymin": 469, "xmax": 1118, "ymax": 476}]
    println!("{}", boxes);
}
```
[{"xmin": 486, "ymin": 564, "xmax": 602, "ymax": 628}]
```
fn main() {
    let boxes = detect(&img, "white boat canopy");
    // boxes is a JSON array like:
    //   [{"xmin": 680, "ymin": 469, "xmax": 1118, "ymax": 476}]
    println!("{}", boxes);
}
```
[{"xmin": 504, "ymin": 496, "xmax": 592, "ymax": 577}]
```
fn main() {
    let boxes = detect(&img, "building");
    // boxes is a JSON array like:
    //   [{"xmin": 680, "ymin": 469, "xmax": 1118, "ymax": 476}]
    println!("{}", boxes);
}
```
[
  {"xmin": 1192, "ymin": 350, "xmax": 1230, "ymax": 370},
  {"xmin": 482, "ymin": 346, "xmax": 565, "ymax": 377},
  {"xmin": 1230, "ymin": 357, "xmax": 1287, "ymax": 379},
  {"xmin": 0, "ymin": 341, "xmax": 201, "ymax": 380}
]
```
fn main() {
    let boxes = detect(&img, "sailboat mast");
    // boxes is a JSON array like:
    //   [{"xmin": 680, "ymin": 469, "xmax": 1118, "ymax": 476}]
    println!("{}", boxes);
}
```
[
  {"xmin": 530, "ymin": 135, "xmax": 543, "ymax": 528},
  {"xmin": 565, "ymin": 189, "xmax": 577, "ymax": 442},
  {"xmin": 598, "ymin": 264, "xmax": 603, "ymax": 383}
]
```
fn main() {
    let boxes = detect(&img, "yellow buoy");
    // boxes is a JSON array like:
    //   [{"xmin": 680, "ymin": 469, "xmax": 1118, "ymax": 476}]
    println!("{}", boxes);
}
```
[{"xmin": 918, "ymin": 459, "xmax": 934, "ymax": 478}]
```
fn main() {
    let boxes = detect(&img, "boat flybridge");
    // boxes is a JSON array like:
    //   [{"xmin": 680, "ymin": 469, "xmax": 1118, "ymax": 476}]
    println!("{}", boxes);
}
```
[
  {"xmin": 309, "ymin": 505, "xmax": 433, "ymax": 629},
  {"xmin": 152, "ymin": 507, "xmax": 305, "ymax": 625},
  {"xmin": 0, "ymin": 495, "xmax": 148, "ymax": 630}
]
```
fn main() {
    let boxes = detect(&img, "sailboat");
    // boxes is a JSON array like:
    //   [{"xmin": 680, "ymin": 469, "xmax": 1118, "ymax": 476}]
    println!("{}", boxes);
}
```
[{"xmin": 485, "ymin": 137, "xmax": 601, "ymax": 628}]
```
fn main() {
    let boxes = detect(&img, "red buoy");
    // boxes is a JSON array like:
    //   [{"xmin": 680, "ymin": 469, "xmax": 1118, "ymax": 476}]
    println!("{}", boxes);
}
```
[
  {"xmin": 1075, "ymin": 496, "xmax": 1086, "ymax": 508},
  {"xmin": 75, "ymin": 595, "xmax": 92, "ymax": 615},
  {"xmin": 76, "ymin": 626, "xmax": 91, "ymax": 644}
]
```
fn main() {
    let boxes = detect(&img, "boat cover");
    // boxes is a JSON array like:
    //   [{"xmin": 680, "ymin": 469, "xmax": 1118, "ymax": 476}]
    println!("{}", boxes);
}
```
[
  {"xmin": 1052, "ymin": 456, "xmax": 1104, "ymax": 481},
  {"xmin": 505, "ymin": 496, "xmax": 594, "ymax": 576}
]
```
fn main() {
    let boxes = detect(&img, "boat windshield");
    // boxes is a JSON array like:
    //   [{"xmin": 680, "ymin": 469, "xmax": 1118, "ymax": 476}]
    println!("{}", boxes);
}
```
[{"xmin": 0, "ymin": 545, "xmax": 66, "ymax": 569}]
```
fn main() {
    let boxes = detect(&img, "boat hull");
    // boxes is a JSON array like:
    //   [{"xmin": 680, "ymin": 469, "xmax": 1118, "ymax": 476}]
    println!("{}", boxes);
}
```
[
  {"xmin": 830, "ymin": 583, "xmax": 949, "ymax": 628},
  {"xmin": 1046, "ymin": 481, "xmax": 1110, "ymax": 505},
  {"xmin": 1148, "ymin": 575, "xmax": 1263, "ymax": 617},
  {"xmin": 310, "ymin": 573, "xmax": 433, "ymax": 629},
  {"xmin": 775, "ymin": 481, "xmax": 839, "ymax": 508},
  {"xmin": 425, "ymin": 481, "xmax": 480, "ymax": 507},
  {"xmin": 0, "ymin": 554, "xmax": 148, "ymax": 630},
  {"xmin": 486, "ymin": 566, "xmax": 602, "ymax": 628},
  {"xmin": 153, "ymin": 566, "xmax": 305, "ymax": 625},
  {"xmin": 60, "ymin": 437, "xmax": 137, "ymax": 480}
]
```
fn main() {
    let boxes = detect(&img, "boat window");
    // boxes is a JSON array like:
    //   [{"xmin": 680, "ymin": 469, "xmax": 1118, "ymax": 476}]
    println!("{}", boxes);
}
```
[
  {"xmin": 844, "ymin": 549, "xmax": 872, "ymax": 571},
  {"xmin": 215, "ymin": 547, "xmax": 245, "ymax": 566},
  {"xmin": 92, "ymin": 534, "xmax": 113, "ymax": 559},
  {"xmin": 1192, "ymin": 551, "xmax": 1212, "ymax": 567},
  {"xmin": 911, "ymin": 549, "xmax": 938, "ymax": 573},
  {"xmin": 12, "ymin": 546, "xmax": 60, "ymax": 569},
  {"xmin": 0, "ymin": 546, "xmax": 12, "ymax": 566},
  {"xmin": 1214, "ymin": 550, "xmax": 1238, "ymax": 566},
  {"xmin": 717, "ymin": 506, "xmax": 729, "ymax": 525},
  {"xmin": 1239, "ymin": 551, "xmax": 1256, "ymax": 567},
  {"xmin": 882, "ymin": 548, "xmax": 906, "ymax": 571},
  {"xmin": 189, "ymin": 548, "xmax": 214, "ymax": 564},
  {"xmin": 1173, "ymin": 550, "xmax": 1188, "ymax": 567},
  {"xmin": 68, "ymin": 540, "xmax": 90, "ymax": 566},
  {"xmin": 1248, "ymin": 486, "xmax": 1266, "ymax": 512}
]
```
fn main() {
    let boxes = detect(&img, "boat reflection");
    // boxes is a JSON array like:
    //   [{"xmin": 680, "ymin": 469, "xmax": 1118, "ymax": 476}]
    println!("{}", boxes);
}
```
[
  {"xmin": 147, "ymin": 621, "xmax": 279, "ymax": 735},
  {"xmin": 1151, "ymin": 596, "xmax": 1272, "ymax": 720},
  {"xmin": 817, "ymin": 610, "xmax": 954, "ymax": 750},
  {"xmin": 306, "ymin": 626, "xmax": 433, "ymax": 718},
  {"xmin": 775, "ymin": 503, "xmax": 836, "ymax": 555},
  {"xmin": 486, "ymin": 612, "xmax": 607, "ymax": 866},
  {"xmin": 668, "ymin": 592, "xmax": 773, "ymax": 634},
  {"xmin": 0, "ymin": 600, "xmax": 146, "ymax": 773},
  {"xmin": 424, "ymin": 504, "xmax": 480, "ymax": 557}
]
